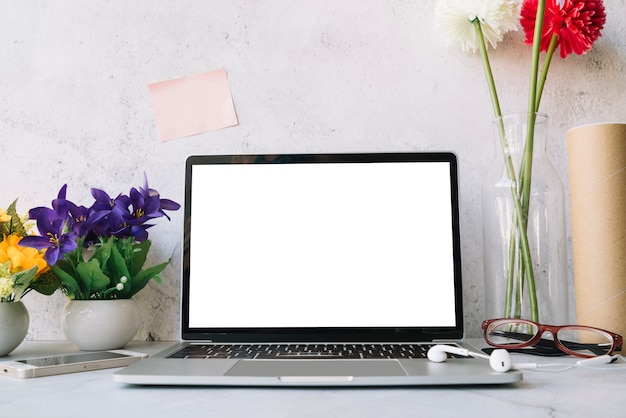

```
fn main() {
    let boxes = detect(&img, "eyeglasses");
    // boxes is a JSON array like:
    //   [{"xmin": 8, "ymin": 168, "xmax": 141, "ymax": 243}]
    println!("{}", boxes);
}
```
[{"xmin": 482, "ymin": 318, "xmax": 623, "ymax": 358}]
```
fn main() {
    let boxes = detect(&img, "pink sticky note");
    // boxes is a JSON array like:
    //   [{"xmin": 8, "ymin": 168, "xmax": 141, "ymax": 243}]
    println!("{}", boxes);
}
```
[{"xmin": 148, "ymin": 68, "xmax": 239, "ymax": 142}]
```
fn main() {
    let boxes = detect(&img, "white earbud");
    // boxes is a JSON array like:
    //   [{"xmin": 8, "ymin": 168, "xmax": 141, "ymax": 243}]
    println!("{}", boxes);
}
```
[
  {"xmin": 576, "ymin": 355, "xmax": 618, "ymax": 367},
  {"xmin": 428, "ymin": 345, "xmax": 622, "ymax": 372},
  {"xmin": 488, "ymin": 349, "xmax": 514, "ymax": 372},
  {"xmin": 427, "ymin": 344, "xmax": 490, "ymax": 363},
  {"xmin": 427, "ymin": 345, "xmax": 537, "ymax": 372}
]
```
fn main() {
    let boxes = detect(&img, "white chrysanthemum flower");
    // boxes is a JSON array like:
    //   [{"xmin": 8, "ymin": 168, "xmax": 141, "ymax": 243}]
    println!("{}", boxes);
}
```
[
  {"xmin": 0, "ymin": 261, "xmax": 11, "ymax": 278},
  {"xmin": 434, "ymin": 0, "xmax": 520, "ymax": 52},
  {"xmin": 0, "ymin": 277, "xmax": 14, "ymax": 299}
]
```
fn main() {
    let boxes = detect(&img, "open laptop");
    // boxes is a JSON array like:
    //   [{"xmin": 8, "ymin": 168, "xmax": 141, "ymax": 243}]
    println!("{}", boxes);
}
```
[{"xmin": 114, "ymin": 152, "xmax": 522, "ymax": 386}]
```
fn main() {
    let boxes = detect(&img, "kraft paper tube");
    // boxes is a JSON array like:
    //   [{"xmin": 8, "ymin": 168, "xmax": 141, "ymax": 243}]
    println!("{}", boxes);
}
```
[{"xmin": 567, "ymin": 123, "xmax": 626, "ymax": 338}]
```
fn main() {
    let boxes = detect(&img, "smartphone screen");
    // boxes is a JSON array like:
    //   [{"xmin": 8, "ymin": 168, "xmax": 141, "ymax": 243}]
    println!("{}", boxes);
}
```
[{"xmin": 17, "ymin": 351, "xmax": 131, "ymax": 368}]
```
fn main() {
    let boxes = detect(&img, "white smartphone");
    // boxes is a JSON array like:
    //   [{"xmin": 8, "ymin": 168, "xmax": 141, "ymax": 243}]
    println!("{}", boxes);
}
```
[{"xmin": 0, "ymin": 349, "xmax": 148, "ymax": 378}]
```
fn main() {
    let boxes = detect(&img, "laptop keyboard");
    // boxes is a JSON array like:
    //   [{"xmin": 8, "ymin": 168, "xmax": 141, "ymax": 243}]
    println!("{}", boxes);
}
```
[{"xmin": 167, "ymin": 343, "xmax": 447, "ymax": 359}]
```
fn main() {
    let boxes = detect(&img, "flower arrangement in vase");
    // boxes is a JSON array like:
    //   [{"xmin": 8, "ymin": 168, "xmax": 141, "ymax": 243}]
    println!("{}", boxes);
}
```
[
  {"xmin": 0, "ymin": 201, "xmax": 58, "ymax": 355},
  {"xmin": 21, "ymin": 174, "xmax": 180, "ymax": 350},
  {"xmin": 434, "ymin": 0, "xmax": 606, "ymax": 323}
]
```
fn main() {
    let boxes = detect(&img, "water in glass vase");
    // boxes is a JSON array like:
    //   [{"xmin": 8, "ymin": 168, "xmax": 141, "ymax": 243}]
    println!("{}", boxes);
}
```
[{"xmin": 482, "ymin": 113, "xmax": 569, "ymax": 325}]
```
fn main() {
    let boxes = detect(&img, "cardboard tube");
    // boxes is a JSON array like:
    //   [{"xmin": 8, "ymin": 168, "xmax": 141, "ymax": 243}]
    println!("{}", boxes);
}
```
[{"xmin": 567, "ymin": 123, "xmax": 626, "ymax": 339}]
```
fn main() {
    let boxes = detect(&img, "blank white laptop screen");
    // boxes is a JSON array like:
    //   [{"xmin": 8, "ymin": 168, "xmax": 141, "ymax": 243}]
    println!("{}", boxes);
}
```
[{"xmin": 187, "ymin": 159, "xmax": 457, "ymax": 329}]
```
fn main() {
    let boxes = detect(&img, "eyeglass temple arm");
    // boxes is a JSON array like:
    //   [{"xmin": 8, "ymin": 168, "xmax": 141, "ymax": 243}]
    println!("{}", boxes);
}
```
[
  {"xmin": 489, "ymin": 330, "xmax": 611, "ymax": 356},
  {"xmin": 559, "ymin": 339, "xmax": 614, "ymax": 356}
]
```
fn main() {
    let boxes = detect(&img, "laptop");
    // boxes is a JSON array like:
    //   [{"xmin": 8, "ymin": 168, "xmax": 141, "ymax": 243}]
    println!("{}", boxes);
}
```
[{"xmin": 114, "ymin": 152, "xmax": 522, "ymax": 386}]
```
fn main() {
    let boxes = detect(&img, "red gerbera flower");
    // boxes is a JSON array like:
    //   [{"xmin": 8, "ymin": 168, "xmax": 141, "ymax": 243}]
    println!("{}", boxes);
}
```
[{"xmin": 521, "ymin": 0, "xmax": 606, "ymax": 58}]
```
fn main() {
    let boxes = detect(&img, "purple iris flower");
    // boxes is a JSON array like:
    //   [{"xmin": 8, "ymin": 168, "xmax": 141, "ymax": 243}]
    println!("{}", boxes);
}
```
[
  {"xmin": 67, "ymin": 202, "xmax": 91, "ymax": 237},
  {"xmin": 20, "ymin": 185, "xmax": 80, "ymax": 266},
  {"xmin": 85, "ymin": 188, "xmax": 130, "ymax": 240},
  {"xmin": 28, "ymin": 184, "xmax": 69, "ymax": 222},
  {"xmin": 104, "ymin": 187, "xmax": 156, "ymax": 242},
  {"xmin": 130, "ymin": 187, "xmax": 162, "ymax": 221},
  {"xmin": 19, "ymin": 207, "xmax": 78, "ymax": 266},
  {"xmin": 83, "ymin": 204, "xmax": 122, "ymax": 243},
  {"xmin": 112, "ymin": 175, "xmax": 180, "ymax": 242},
  {"xmin": 21, "ymin": 176, "xmax": 180, "ymax": 263},
  {"xmin": 139, "ymin": 173, "xmax": 181, "ymax": 220}
]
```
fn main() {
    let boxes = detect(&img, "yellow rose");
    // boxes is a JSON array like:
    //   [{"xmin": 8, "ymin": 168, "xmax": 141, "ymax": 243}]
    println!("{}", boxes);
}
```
[{"xmin": 0, "ymin": 234, "xmax": 49, "ymax": 276}]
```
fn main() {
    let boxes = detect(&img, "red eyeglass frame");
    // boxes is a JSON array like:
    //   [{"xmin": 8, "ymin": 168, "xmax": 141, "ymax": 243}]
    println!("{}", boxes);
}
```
[{"xmin": 482, "ymin": 318, "xmax": 623, "ymax": 358}]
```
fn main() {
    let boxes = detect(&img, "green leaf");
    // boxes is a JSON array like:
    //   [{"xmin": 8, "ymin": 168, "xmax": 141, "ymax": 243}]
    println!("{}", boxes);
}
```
[
  {"xmin": 117, "ymin": 237, "xmax": 135, "ymax": 264},
  {"xmin": 52, "ymin": 264, "xmax": 83, "ymax": 299},
  {"xmin": 54, "ymin": 257, "xmax": 79, "ymax": 277},
  {"xmin": 127, "ymin": 259, "xmax": 169, "ymax": 298},
  {"xmin": 76, "ymin": 258, "xmax": 111, "ymax": 295},
  {"xmin": 89, "ymin": 238, "xmax": 113, "ymax": 277},
  {"xmin": 104, "ymin": 242, "xmax": 131, "ymax": 298},
  {"xmin": 131, "ymin": 240, "xmax": 150, "ymax": 276},
  {"xmin": 107, "ymin": 242, "xmax": 131, "ymax": 281},
  {"xmin": 1, "ymin": 199, "xmax": 28, "ymax": 238},
  {"xmin": 11, "ymin": 266, "xmax": 38, "ymax": 302},
  {"xmin": 30, "ymin": 270, "xmax": 62, "ymax": 296}
]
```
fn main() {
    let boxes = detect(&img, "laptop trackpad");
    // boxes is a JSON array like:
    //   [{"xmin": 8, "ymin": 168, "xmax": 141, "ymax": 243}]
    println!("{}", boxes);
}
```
[{"xmin": 225, "ymin": 360, "xmax": 407, "ymax": 377}]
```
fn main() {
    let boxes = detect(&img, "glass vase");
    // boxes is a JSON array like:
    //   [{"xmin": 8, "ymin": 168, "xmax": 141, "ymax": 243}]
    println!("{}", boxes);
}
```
[{"xmin": 482, "ymin": 113, "xmax": 568, "ymax": 325}]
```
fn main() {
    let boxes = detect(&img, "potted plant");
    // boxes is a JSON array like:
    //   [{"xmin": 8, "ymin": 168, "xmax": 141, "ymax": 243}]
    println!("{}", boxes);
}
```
[
  {"xmin": 0, "ymin": 201, "xmax": 58, "ymax": 356},
  {"xmin": 21, "ymin": 174, "xmax": 180, "ymax": 350}
]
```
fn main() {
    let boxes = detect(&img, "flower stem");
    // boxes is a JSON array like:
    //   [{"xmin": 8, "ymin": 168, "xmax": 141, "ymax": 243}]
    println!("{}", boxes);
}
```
[
  {"xmin": 474, "ymin": 21, "xmax": 537, "ymax": 320},
  {"xmin": 517, "ymin": 0, "xmax": 547, "ymax": 323},
  {"xmin": 535, "ymin": 34, "xmax": 558, "ymax": 113},
  {"xmin": 473, "ymin": 20, "xmax": 502, "ymax": 119},
  {"xmin": 527, "ymin": 0, "xmax": 547, "ymax": 117}
]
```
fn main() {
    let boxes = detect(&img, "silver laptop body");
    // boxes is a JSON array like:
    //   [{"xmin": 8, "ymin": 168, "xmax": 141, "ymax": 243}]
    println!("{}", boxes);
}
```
[{"xmin": 114, "ymin": 153, "xmax": 521, "ymax": 386}]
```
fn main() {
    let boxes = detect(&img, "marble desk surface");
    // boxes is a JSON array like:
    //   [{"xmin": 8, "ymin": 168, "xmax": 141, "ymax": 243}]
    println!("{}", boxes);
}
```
[{"xmin": 0, "ymin": 339, "xmax": 625, "ymax": 418}]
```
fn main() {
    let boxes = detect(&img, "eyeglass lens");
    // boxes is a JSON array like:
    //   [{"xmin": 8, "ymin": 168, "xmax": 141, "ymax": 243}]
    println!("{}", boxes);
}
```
[{"xmin": 485, "ymin": 321, "xmax": 614, "ymax": 356}]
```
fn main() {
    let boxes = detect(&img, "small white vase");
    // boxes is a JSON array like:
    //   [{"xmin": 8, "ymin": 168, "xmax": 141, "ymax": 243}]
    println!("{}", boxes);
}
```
[
  {"xmin": 0, "ymin": 301, "xmax": 29, "ymax": 356},
  {"xmin": 62, "ymin": 299, "xmax": 141, "ymax": 351}
]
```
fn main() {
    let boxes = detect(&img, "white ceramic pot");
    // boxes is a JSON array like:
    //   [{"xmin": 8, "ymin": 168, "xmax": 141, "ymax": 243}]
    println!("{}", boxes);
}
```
[
  {"xmin": 62, "ymin": 299, "xmax": 141, "ymax": 351},
  {"xmin": 0, "ymin": 301, "xmax": 29, "ymax": 356}
]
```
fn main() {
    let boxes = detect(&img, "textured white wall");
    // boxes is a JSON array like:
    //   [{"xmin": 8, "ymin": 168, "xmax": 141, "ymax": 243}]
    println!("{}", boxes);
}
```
[{"xmin": 1, "ymin": 0, "xmax": 624, "ymax": 340}]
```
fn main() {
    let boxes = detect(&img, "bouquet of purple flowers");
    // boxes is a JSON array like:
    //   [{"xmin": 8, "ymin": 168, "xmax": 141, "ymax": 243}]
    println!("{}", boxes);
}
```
[{"xmin": 21, "ymin": 175, "xmax": 180, "ymax": 300}]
